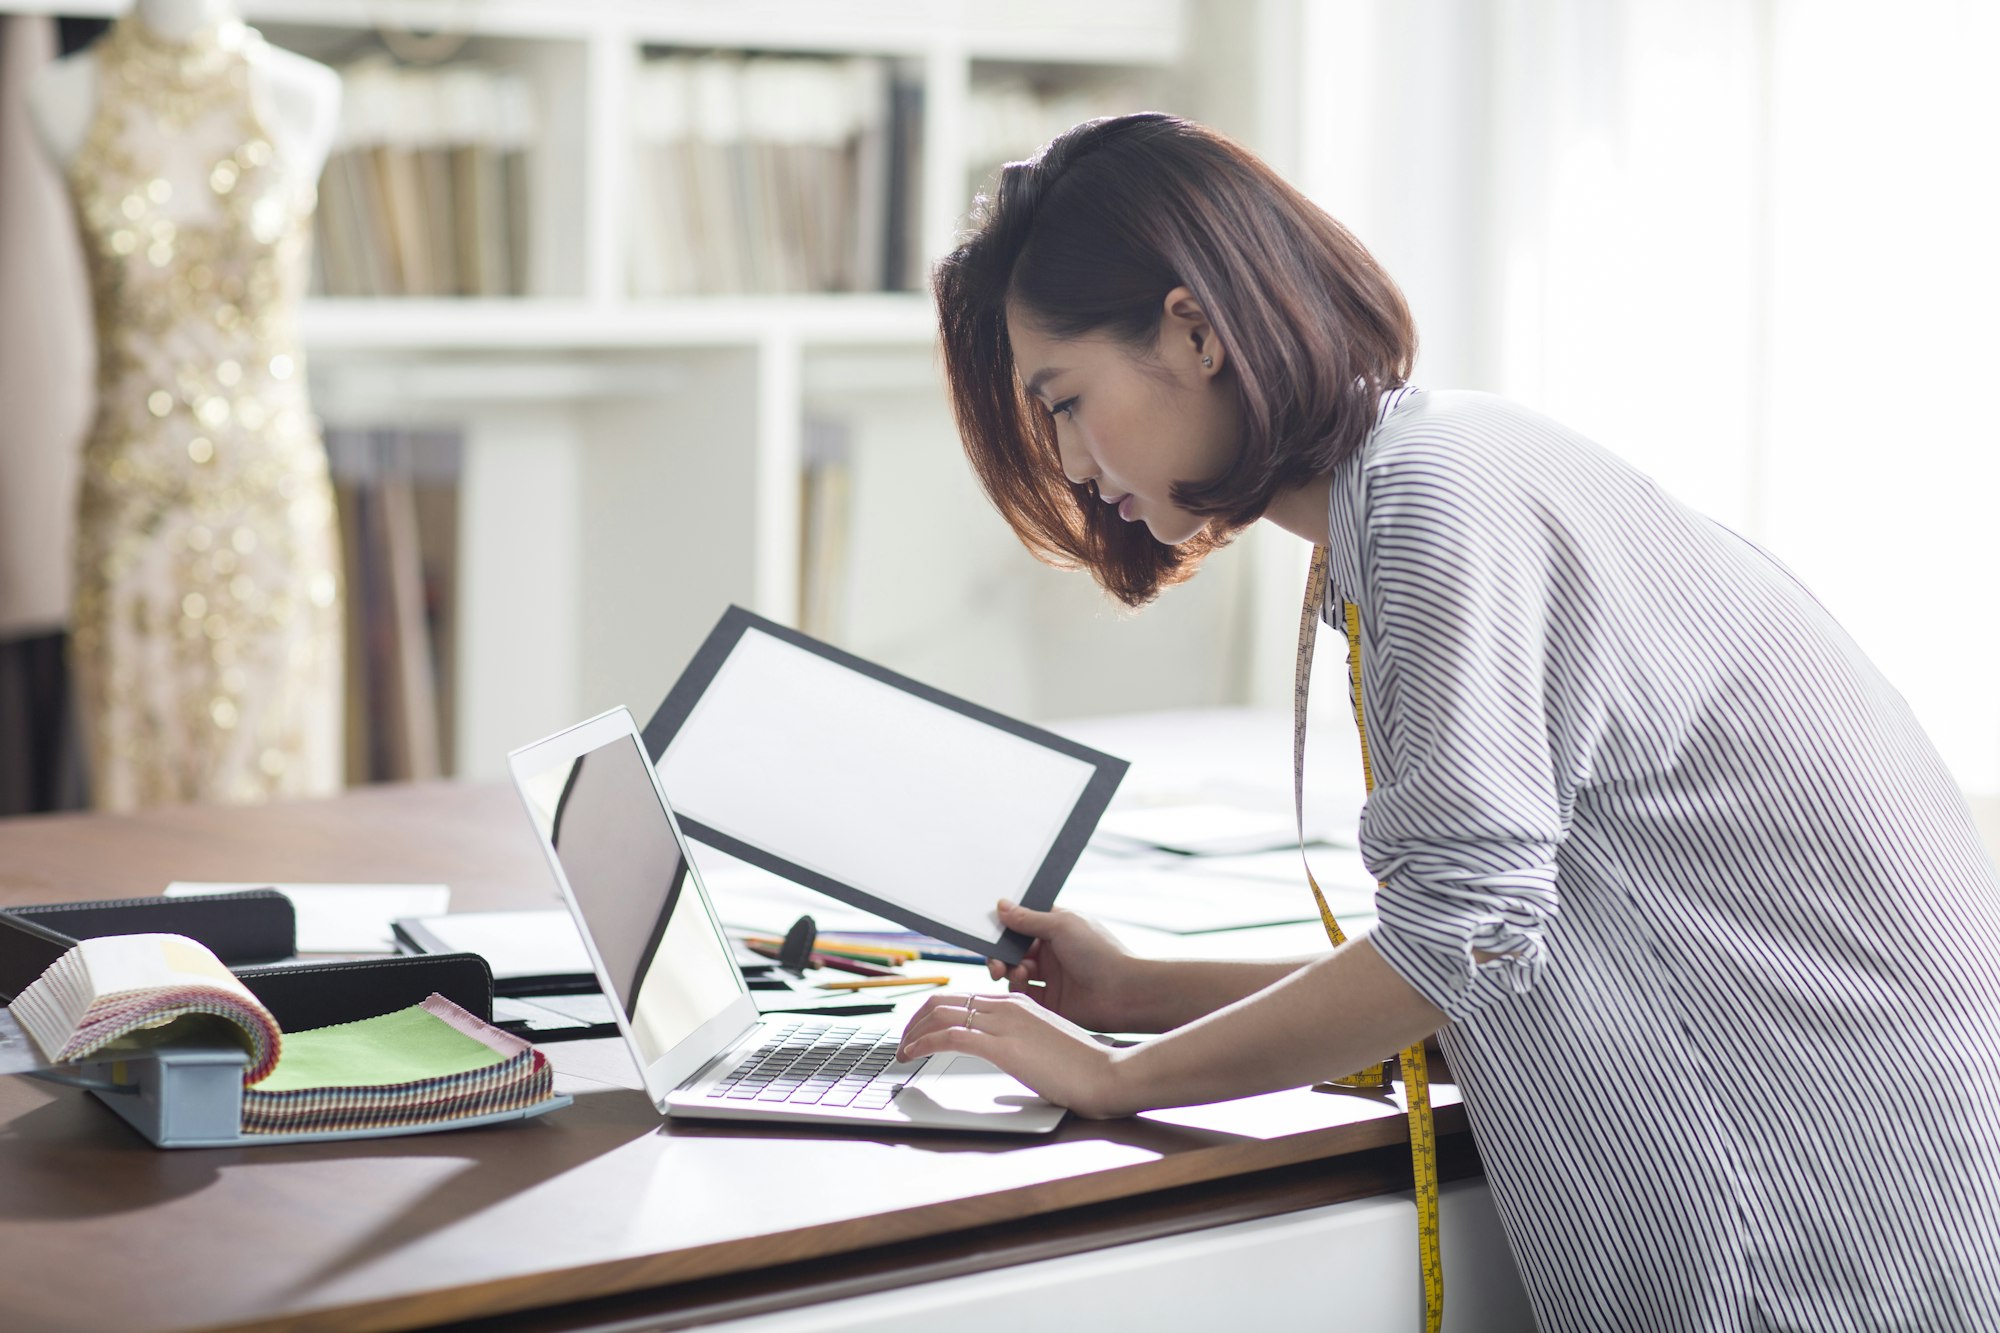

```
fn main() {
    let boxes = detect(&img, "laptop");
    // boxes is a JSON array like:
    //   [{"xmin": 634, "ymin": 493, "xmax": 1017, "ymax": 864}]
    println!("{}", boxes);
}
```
[{"xmin": 507, "ymin": 706, "xmax": 1066, "ymax": 1134}]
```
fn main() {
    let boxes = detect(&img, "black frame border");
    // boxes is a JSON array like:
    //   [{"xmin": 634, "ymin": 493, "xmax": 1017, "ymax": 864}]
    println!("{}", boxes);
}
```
[{"xmin": 641, "ymin": 606, "xmax": 1126, "ymax": 965}]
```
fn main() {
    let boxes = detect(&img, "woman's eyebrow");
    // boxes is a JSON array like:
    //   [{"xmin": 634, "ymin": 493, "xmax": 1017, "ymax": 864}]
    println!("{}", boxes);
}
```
[{"xmin": 1023, "ymin": 366, "xmax": 1068, "ymax": 401}]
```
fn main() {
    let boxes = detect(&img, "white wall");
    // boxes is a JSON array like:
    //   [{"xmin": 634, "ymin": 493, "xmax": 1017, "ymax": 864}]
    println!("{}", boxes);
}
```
[
  {"xmin": 1286, "ymin": 0, "xmax": 2000, "ymax": 793},
  {"xmin": 806, "ymin": 349, "xmax": 1260, "ymax": 725}
]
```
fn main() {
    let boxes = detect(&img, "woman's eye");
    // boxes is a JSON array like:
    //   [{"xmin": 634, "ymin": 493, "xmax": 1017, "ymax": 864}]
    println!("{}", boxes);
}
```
[{"xmin": 1050, "ymin": 397, "xmax": 1078, "ymax": 420}]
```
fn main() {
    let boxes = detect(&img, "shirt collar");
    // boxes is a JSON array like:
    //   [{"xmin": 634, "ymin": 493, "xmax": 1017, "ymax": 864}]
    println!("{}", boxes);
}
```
[{"xmin": 1322, "ymin": 385, "xmax": 1423, "ymax": 621}]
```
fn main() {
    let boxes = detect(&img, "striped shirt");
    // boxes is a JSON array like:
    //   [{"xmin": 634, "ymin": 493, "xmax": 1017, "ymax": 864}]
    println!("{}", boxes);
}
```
[{"xmin": 1325, "ymin": 389, "xmax": 2000, "ymax": 1330}]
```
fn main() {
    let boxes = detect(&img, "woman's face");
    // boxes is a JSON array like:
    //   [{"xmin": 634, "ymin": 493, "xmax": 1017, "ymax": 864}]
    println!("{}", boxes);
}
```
[{"xmin": 1005, "ymin": 288, "xmax": 1240, "ymax": 547}]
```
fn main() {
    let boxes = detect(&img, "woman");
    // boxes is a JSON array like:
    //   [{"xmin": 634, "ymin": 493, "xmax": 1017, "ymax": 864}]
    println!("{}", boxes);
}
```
[{"xmin": 898, "ymin": 113, "xmax": 2000, "ymax": 1330}]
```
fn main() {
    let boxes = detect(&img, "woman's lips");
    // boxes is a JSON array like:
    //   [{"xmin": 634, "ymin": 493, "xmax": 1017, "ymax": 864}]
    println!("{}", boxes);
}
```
[{"xmin": 1117, "ymin": 494, "xmax": 1137, "ymax": 522}]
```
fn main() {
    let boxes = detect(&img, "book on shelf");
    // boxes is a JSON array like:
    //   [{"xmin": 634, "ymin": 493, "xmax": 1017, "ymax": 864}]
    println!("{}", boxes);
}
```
[
  {"xmin": 884, "ymin": 70, "xmax": 926, "ymax": 293},
  {"xmin": 369, "ymin": 141, "xmax": 421, "ymax": 295},
  {"xmin": 7, "ymin": 933, "xmax": 559, "ymax": 1138},
  {"xmin": 630, "ymin": 52, "xmax": 925, "ymax": 297},
  {"xmin": 328, "ymin": 427, "xmax": 462, "ymax": 783},
  {"xmin": 799, "ymin": 416, "xmax": 854, "ymax": 640},
  {"xmin": 963, "ymin": 73, "xmax": 1156, "ymax": 218},
  {"xmin": 418, "ymin": 144, "xmax": 456, "ymax": 295},
  {"xmin": 312, "ymin": 58, "xmax": 535, "ymax": 298}
]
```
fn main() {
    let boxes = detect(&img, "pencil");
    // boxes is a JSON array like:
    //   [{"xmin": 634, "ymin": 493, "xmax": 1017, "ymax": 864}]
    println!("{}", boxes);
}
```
[
  {"xmin": 815, "ymin": 938, "xmax": 921, "ymax": 962},
  {"xmin": 811, "ymin": 944, "xmax": 914, "ymax": 966},
  {"xmin": 809, "ymin": 952, "xmax": 903, "ymax": 978},
  {"xmin": 742, "ymin": 940, "xmax": 904, "ymax": 978},
  {"xmin": 815, "ymin": 975, "xmax": 953, "ymax": 991},
  {"xmin": 743, "ymin": 935, "xmax": 912, "ymax": 966},
  {"xmin": 914, "ymin": 947, "xmax": 989, "ymax": 965},
  {"xmin": 808, "ymin": 931, "xmax": 987, "ymax": 965}
]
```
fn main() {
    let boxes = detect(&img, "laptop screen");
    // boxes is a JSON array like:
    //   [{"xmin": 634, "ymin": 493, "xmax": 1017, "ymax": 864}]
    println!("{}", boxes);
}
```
[{"xmin": 516, "ymin": 728, "xmax": 743, "ymax": 1073}]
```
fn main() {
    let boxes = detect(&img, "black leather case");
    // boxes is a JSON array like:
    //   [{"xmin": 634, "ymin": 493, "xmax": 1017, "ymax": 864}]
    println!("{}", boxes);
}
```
[{"xmin": 0, "ymin": 892, "xmax": 493, "ymax": 1024}]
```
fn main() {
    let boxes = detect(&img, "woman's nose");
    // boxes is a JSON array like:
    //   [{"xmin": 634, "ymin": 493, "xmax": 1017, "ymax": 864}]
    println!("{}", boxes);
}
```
[{"xmin": 1057, "ymin": 434, "xmax": 1095, "ymax": 488}]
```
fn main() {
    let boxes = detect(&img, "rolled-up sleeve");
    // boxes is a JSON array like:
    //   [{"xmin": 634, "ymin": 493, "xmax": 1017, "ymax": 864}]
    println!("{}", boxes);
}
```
[{"xmin": 1352, "ymin": 442, "xmax": 1588, "ymax": 1022}]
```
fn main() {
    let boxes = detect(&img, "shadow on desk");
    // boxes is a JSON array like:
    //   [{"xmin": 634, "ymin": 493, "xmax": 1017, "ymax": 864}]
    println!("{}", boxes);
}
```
[{"xmin": 0, "ymin": 1079, "xmax": 656, "ymax": 1220}]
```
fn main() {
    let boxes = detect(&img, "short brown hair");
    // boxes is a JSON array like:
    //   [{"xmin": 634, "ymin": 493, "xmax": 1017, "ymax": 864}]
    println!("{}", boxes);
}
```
[{"xmin": 934, "ymin": 113, "xmax": 1417, "ymax": 607}]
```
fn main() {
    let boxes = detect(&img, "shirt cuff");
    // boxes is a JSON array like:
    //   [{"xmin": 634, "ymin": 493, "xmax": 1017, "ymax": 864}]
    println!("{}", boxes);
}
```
[{"xmin": 1367, "ymin": 873, "xmax": 1553, "ymax": 1022}]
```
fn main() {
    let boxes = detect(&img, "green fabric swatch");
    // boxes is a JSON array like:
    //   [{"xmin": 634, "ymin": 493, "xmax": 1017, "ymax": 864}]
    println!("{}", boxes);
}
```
[{"xmin": 255, "ymin": 1004, "xmax": 506, "ymax": 1092}]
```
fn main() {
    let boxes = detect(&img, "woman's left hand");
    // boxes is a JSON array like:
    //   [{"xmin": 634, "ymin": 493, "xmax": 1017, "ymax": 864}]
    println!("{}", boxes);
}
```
[{"xmin": 896, "ymin": 990, "xmax": 1129, "ymax": 1119}]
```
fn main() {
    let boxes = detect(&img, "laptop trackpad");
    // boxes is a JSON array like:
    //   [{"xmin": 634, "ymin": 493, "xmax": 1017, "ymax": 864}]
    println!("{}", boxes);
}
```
[{"xmin": 908, "ymin": 1054, "xmax": 1050, "ymax": 1115}]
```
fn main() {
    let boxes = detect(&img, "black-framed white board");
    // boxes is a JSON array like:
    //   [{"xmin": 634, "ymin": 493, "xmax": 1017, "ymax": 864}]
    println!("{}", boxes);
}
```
[{"xmin": 642, "ymin": 607, "xmax": 1127, "ymax": 965}]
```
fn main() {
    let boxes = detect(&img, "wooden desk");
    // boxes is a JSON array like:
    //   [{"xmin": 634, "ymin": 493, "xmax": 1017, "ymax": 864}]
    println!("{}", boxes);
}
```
[{"xmin": 0, "ymin": 783, "xmax": 1474, "ymax": 1333}]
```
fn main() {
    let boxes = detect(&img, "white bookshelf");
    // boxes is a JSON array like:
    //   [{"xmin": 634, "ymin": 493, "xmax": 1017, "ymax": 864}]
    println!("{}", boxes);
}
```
[
  {"xmin": 14, "ymin": 0, "xmax": 1298, "ymax": 781},
  {"xmin": 297, "ymin": 296, "xmax": 939, "ymax": 350}
]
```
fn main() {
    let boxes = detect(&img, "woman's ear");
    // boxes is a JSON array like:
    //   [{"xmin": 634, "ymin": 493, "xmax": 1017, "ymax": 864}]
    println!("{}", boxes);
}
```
[{"xmin": 1161, "ymin": 285, "xmax": 1224, "ymax": 379}]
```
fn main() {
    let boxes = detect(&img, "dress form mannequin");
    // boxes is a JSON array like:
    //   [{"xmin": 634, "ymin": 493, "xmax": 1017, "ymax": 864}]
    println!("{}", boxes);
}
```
[
  {"xmin": 27, "ymin": 0, "xmax": 339, "ymax": 184},
  {"xmin": 30, "ymin": 0, "xmax": 347, "ymax": 809}
]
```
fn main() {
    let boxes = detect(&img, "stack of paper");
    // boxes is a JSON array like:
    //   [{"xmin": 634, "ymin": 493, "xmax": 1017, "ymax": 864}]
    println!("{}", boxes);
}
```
[
  {"xmin": 10, "ymin": 934, "xmax": 282, "ymax": 1082},
  {"xmin": 164, "ymin": 881, "xmax": 452, "ymax": 954},
  {"xmin": 241, "ymin": 996, "xmax": 552, "ymax": 1136}
]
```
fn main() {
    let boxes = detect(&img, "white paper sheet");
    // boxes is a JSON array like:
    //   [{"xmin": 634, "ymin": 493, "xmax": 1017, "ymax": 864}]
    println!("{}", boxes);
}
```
[
  {"xmin": 162, "ymin": 882, "xmax": 451, "ymax": 954},
  {"xmin": 658, "ymin": 626, "xmax": 1098, "ymax": 945},
  {"xmin": 1045, "ymin": 708, "xmax": 1365, "ymax": 842},
  {"xmin": 400, "ymin": 909, "xmax": 591, "ymax": 979},
  {"xmin": 1093, "ymin": 803, "xmax": 1312, "ymax": 856},
  {"xmin": 1062, "ymin": 863, "xmax": 1379, "ymax": 934},
  {"xmin": 1174, "ymin": 846, "xmax": 1379, "ymax": 889}
]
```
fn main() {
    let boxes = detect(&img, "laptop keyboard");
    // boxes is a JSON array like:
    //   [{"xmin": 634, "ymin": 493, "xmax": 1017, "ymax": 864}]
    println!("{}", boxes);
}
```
[{"xmin": 710, "ymin": 1020, "xmax": 923, "ymax": 1110}]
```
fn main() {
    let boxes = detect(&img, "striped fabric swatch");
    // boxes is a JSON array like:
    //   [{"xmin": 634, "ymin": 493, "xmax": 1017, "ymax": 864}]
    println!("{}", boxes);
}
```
[
  {"xmin": 10, "ymin": 933, "xmax": 282, "ymax": 1083},
  {"xmin": 240, "ymin": 993, "xmax": 553, "ymax": 1135}
]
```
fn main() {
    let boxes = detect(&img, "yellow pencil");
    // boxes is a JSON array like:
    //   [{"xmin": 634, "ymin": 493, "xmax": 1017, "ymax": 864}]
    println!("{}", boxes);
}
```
[
  {"xmin": 817, "ymin": 938, "xmax": 921, "ymax": 962},
  {"xmin": 815, "ymin": 975, "xmax": 952, "ymax": 990},
  {"xmin": 744, "ymin": 936, "xmax": 914, "ymax": 966}
]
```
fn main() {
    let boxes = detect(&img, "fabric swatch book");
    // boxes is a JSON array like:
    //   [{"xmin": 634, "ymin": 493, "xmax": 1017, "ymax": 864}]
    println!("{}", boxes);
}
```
[
  {"xmin": 11, "ymin": 932, "xmax": 283, "ymax": 1077},
  {"xmin": 5, "ymin": 932, "xmax": 567, "ymax": 1147}
]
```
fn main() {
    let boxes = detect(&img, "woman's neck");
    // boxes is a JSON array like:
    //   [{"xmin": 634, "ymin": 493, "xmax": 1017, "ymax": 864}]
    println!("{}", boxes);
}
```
[
  {"xmin": 1258, "ymin": 473, "xmax": 1334, "ymax": 547},
  {"xmin": 132, "ymin": 0, "xmax": 236, "ymax": 43}
]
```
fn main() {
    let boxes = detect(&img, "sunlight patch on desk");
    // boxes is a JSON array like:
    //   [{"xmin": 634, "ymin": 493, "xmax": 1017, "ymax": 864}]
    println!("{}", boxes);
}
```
[
  {"xmin": 902, "ymin": 1054, "xmax": 1052, "ymax": 1117},
  {"xmin": 542, "ymin": 1036, "xmax": 644, "ymax": 1091},
  {"xmin": 596, "ymin": 1133, "xmax": 1163, "ymax": 1249},
  {"xmin": 1139, "ymin": 1083, "xmax": 1432, "ymax": 1140}
]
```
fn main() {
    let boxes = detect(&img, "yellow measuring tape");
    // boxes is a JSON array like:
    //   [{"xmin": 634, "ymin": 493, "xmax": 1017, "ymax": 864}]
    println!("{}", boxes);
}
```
[{"xmin": 1293, "ymin": 544, "xmax": 1442, "ymax": 1332}]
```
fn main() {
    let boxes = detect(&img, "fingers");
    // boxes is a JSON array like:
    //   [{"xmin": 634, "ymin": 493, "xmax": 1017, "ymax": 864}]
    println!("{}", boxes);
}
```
[
  {"xmin": 993, "ymin": 958, "xmax": 1038, "ymax": 984},
  {"xmin": 898, "ymin": 1017, "xmax": 994, "ymax": 1063},
  {"xmin": 902, "ymin": 991, "xmax": 966, "ymax": 1032},
  {"xmin": 900, "ymin": 1008, "xmax": 984, "ymax": 1056},
  {"xmin": 897, "ymin": 991, "xmax": 1029, "ymax": 1061},
  {"xmin": 990, "ymin": 929, "xmax": 1043, "ymax": 982},
  {"xmin": 997, "ymin": 898, "xmax": 1066, "ymax": 936},
  {"xmin": 897, "ymin": 992, "xmax": 975, "ymax": 1060}
]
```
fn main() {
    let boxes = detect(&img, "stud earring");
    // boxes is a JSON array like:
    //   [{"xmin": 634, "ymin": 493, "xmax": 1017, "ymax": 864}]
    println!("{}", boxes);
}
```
[{"xmin": 1202, "ymin": 355, "xmax": 1213, "ymax": 369}]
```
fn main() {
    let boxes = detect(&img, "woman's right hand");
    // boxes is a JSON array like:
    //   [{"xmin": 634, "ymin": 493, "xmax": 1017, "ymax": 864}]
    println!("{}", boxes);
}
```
[{"xmin": 986, "ymin": 898, "xmax": 1160, "ymax": 1034}]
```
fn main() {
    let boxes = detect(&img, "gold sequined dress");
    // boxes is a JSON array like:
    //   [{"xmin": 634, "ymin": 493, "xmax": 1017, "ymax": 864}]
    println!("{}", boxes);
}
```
[{"xmin": 66, "ymin": 15, "xmax": 341, "ymax": 809}]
